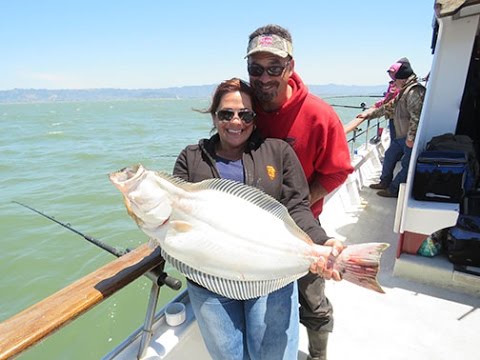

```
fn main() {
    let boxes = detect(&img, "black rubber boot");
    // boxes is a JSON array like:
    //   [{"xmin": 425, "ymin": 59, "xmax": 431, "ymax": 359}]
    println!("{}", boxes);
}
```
[{"xmin": 306, "ymin": 329, "xmax": 329, "ymax": 360}]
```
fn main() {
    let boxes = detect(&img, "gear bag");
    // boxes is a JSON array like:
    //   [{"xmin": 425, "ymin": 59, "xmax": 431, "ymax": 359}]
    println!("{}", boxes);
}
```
[
  {"xmin": 412, "ymin": 133, "xmax": 479, "ymax": 203},
  {"xmin": 425, "ymin": 133, "xmax": 479, "ymax": 189},
  {"xmin": 446, "ymin": 216, "xmax": 480, "ymax": 267},
  {"xmin": 445, "ymin": 191, "xmax": 480, "ymax": 268},
  {"xmin": 412, "ymin": 151, "xmax": 470, "ymax": 203}
]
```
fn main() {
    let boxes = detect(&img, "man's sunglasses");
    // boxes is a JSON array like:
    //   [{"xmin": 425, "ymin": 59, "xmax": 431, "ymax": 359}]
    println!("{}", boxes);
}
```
[
  {"xmin": 247, "ymin": 61, "xmax": 290, "ymax": 77},
  {"xmin": 215, "ymin": 109, "xmax": 256, "ymax": 124}
]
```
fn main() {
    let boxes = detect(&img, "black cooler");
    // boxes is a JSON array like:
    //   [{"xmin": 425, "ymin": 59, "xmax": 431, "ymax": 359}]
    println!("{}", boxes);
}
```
[
  {"xmin": 445, "ymin": 192, "xmax": 480, "ymax": 268},
  {"xmin": 446, "ymin": 215, "xmax": 480, "ymax": 267},
  {"xmin": 412, "ymin": 150, "xmax": 469, "ymax": 203}
]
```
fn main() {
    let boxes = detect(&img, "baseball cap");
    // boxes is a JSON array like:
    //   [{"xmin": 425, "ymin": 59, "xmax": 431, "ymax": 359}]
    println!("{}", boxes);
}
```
[
  {"xmin": 387, "ymin": 57, "xmax": 414, "ymax": 80},
  {"xmin": 246, "ymin": 34, "xmax": 293, "ymax": 58}
]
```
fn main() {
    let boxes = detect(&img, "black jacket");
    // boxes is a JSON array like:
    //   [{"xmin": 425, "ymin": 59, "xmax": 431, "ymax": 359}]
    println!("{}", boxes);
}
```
[{"xmin": 173, "ymin": 130, "xmax": 330, "ymax": 244}]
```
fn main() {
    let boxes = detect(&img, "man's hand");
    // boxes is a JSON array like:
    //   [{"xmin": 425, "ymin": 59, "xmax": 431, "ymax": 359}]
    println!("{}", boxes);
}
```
[
  {"xmin": 309, "ymin": 238, "xmax": 345, "ymax": 281},
  {"xmin": 324, "ymin": 238, "xmax": 345, "ymax": 253},
  {"xmin": 357, "ymin": 107, "xmax": 375, "ymax": 119}
]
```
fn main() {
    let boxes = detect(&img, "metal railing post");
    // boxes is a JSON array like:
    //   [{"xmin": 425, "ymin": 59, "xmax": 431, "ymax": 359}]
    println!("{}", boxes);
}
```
[
  {"xmin": 136, "ymin": 264, "xmax": 182, "ymax": 359},
  {"xmin": 365, "ymin": 118, "xmax": 371, "ymax": 147},
  {"xmin": 347, "ymin": 117, "xmax": 388, "ymax": 158},
  {"xmin": 351, "ymin": 129, "xmax": 357, "ymax": 154},
  {"xmin": 137, "ymin": 280, "xmax": 161, "ymax": 359}
]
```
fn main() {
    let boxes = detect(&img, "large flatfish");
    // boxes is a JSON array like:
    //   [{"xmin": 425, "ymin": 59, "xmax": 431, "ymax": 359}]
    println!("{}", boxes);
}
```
[{"xmin": 110, "ymin": 164, "xmax": 389, "ymax": 299}]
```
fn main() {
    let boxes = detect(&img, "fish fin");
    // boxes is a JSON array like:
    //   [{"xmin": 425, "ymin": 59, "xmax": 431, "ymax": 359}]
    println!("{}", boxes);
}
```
[
  {"xmin": 153, "ymin": 174, "xmax": 312, "ymax": 244},
  {"xmin": 162, "ymin": 249, "xmax": 305, "ymax": 300},
  {"xmin": 153, "ymin": 171, "xmax": 190, "ymax": 187},
  {"xmin": 147, "ymin": 238, "xmax": 158, "ymax": 249},
  {"xmin": 335, "ymin": 243, "xmax": 390, "ymax": 294},
  {"xmin": 171, "ymin": 220, "xmax": 193, "ymax": 233}
]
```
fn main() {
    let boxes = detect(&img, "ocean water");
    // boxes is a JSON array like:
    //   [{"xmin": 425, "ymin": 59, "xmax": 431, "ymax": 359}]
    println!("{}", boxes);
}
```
[{"xmin": 0, "ymin": 97, "xmax": 374, "ymax": 359}]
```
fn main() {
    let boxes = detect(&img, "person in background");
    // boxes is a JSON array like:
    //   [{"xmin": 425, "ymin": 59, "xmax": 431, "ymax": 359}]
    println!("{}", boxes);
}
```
[
  {"xmin": 343, "ymin": 80, "xmax": 398, "ymax": 134},
  {"xmin": 173, "ymin": 78, "xmax": 342, "ymax": 360},
  {"xmin": 358, "ymin": 57, "xmax": 426, "ymax": 198},
  {"xmin": 246, "ymin": 24, "xmax": 353, "ymax": 360},
  {"xmin": 346, "ymin": 80, "xmax": 402, "ymax": 191}
]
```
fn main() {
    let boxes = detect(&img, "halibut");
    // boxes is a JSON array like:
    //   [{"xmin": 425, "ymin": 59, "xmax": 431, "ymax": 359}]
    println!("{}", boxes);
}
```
[{"xmin": 110, "ymin": 164, "xmax": 389, "ymax": 299}]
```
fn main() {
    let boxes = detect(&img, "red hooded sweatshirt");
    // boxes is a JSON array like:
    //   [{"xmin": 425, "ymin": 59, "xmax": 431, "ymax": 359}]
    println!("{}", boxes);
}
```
[{"xmin": 254, "ymin": 72, "xmax": 353, "ymax": 217}]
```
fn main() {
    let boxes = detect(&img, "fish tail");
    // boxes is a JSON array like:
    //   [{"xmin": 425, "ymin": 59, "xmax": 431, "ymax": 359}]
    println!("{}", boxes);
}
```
[{"xmin": 334, "ymin": 243, "xmax": 389, "ymax": 293}]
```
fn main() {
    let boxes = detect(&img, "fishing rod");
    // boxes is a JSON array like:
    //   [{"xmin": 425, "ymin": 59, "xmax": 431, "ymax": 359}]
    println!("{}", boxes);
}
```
[
  {"xmin": 13, "ymin": 201, "xmax": 126, "ymax": 257},
  {"xmin": 330, "ymin": 102, "xmax": 368, "ymax": 110},
  {"xmin": 323, "ymin": 95, "xmax": 383, "ymax": 100},
  {"xmin": 13, "ymin": 201, "xmax": 182, "ymax": 290}
]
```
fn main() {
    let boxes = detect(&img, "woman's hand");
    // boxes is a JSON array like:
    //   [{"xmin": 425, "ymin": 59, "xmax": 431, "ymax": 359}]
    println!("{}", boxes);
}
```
[{"xmin": 309, "ymin": 239, "xmax": 345, "ymax": 281}]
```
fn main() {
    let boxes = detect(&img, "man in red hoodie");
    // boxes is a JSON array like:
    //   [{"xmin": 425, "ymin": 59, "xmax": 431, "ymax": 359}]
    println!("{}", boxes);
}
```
[{"xmin": 246, "ymin": 24, "xmax": 353, "ymax": 360}]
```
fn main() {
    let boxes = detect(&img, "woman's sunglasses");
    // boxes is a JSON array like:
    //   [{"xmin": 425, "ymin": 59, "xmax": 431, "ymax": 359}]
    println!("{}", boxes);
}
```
[
  {"xmin": 247, "ymin": 61, "xmax": 290, "ymax": 77},
  {"xmin": 215, "ymin": 110, "xmax": 256, "ymax": 124}
]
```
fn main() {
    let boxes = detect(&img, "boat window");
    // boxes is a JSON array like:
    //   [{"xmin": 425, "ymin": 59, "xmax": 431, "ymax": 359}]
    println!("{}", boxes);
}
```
[{"xmin": 431, "ymin": 18, "xmax": 439, "ymax": 54}]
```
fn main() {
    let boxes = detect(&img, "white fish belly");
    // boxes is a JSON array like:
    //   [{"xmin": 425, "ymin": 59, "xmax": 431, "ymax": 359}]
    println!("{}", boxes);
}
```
[{"xmin": 160, "ymin": 189, "xmax": 314, "ymax": 282}]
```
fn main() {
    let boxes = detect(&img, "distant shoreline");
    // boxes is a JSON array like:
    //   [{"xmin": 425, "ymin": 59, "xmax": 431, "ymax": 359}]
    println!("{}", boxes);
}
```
[
  {"xmin": 0, "ymin": 84, "xmax": 386, "ymax": 104},
  {"xmin": 0, "ymin": 97, "xmax": 201, "ymax": 106}
]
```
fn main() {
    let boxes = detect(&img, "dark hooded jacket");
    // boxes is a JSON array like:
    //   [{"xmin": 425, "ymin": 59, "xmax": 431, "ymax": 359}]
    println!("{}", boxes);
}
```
[{"xmin": 173, "ymin": 130, "xmax": 330, "ymax": 244}]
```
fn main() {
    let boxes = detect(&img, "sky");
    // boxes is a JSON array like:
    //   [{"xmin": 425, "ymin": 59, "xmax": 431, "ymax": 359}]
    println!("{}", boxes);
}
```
[{"xmin": 1, "ymin": 0, "xmax": 436, "ymax": 90}]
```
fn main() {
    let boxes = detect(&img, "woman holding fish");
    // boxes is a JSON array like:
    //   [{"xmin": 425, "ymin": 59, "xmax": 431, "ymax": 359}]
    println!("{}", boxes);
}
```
[
  {"xmin": 110, "ymin": 78, "xmax": 388, "ymax": 359},
  {"xmin": 172, "ymin": 78, "xmax": 341, "ymax": 360}
]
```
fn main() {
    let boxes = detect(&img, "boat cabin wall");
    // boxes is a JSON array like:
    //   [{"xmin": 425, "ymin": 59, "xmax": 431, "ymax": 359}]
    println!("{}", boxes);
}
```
[
  {"xmin": 399, "ymin": 11, "xmax": 480, "ymax": 237},
  {"xmin": 416, "ymin": 14, "xmax": 479, "ymax": 151}
]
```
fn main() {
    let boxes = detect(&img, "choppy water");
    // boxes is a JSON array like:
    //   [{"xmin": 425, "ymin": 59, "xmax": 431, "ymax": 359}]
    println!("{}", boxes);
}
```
[{"xmin": 0, "ymin": 96, "xmax": 374, "ymax": 359}]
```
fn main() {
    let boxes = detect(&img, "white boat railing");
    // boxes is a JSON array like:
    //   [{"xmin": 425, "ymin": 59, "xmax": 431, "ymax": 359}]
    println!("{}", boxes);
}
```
[{"xmin": 346, "ymin": 117, "xmax": 388, "ymax": 156}]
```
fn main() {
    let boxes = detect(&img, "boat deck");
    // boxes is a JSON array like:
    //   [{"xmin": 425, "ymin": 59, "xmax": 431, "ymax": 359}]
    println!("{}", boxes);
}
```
[{"xmin": 307, "ymin": 163, "xmax": 480, "ymax": 360}]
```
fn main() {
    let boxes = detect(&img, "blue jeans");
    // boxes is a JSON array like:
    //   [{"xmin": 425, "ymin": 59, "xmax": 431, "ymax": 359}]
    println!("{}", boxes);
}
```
[
  {"xmin": 380, "ymin": 120, "xmax": 404, "ymax": 185},
  {"xmin": 187, "ymin": 280, "xmax": 299, "ymax": 360},
  {"xmin": 389, "ymin": 141, "xmax": 412, "ymax": 195}
]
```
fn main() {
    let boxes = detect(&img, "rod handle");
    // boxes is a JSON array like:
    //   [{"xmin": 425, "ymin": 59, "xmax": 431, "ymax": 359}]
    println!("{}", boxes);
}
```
[{"xmin": 157, "ymin": 272, "xmax": 182, "ymax": 290}]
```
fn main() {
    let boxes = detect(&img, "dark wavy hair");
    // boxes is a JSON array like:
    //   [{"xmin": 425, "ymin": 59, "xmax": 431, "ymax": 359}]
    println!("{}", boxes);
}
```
[{"xmin": 200, "ymin": 78, "xmax": 254, "ymax": 116}]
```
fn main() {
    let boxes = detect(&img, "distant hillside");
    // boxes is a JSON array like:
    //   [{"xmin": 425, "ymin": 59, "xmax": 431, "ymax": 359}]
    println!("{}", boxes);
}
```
[{"xmin": 0, "ymin": 84, "xmax": 386, "ymax": 103}]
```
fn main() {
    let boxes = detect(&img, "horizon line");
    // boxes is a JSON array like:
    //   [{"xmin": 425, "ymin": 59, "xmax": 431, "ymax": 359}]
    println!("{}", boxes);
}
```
[{"xmin": 0, "ymin": 83, "xmax": 387, "ymax": 92}]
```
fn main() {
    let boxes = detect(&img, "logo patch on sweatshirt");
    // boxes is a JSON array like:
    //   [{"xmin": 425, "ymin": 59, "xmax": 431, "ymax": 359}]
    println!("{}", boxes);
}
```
[{"xmin": 266, "ymin": 165, "xmax": 276, "ymax": 180}]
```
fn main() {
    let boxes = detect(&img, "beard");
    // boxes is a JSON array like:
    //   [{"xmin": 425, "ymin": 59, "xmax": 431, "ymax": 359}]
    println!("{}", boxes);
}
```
[{"xmin": 252, "ymin": 80, "xmax": 279, "ymax": 104}]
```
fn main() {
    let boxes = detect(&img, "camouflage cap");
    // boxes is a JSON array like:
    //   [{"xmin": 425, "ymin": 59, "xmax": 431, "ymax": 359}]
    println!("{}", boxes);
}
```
[{"xmin": 246, "ymin": 34, "xmax": 293, "ymax": 58}]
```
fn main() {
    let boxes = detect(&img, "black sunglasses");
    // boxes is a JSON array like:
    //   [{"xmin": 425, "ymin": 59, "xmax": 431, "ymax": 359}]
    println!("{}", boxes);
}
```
[
  {"xmin": 215, "ymin": 109, "xmax": 256, "ymax": 124},
  {"xmin": 247, "ymin": 61, "xmax": 290, "ymax": 77}
]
